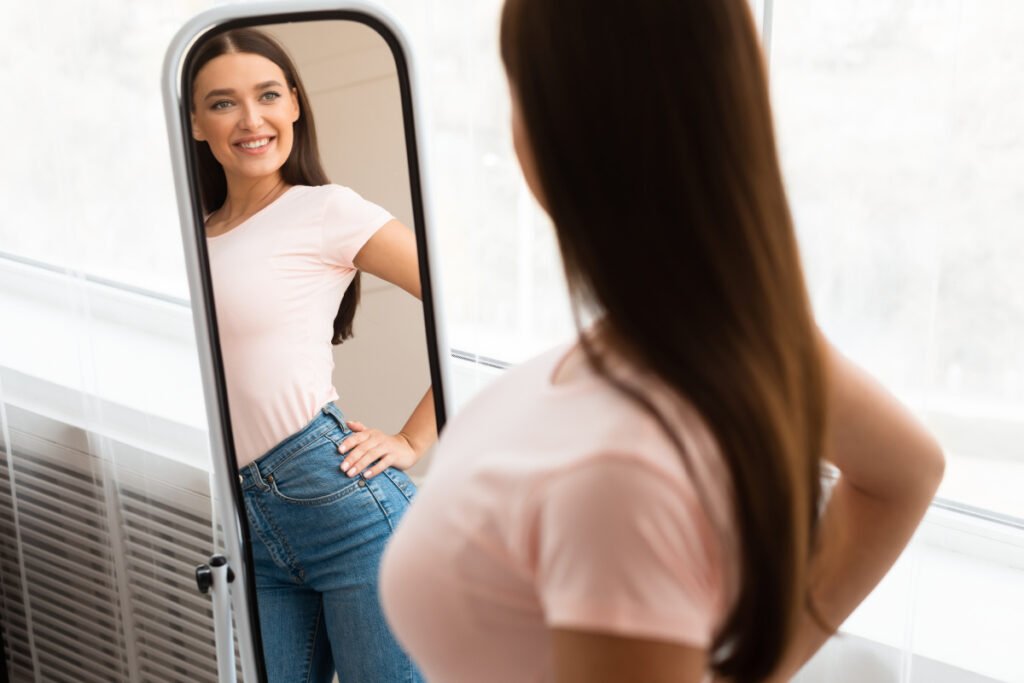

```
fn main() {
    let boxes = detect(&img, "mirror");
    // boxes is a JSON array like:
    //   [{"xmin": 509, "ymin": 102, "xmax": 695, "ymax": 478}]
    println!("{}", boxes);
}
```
[{"xmin": 163, "ymin": 6, "xmax": 448, "ymax": 683}]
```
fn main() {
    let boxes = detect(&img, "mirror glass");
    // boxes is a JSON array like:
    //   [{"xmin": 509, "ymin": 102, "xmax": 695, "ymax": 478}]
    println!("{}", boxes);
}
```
[{"xmin": 178, "ymin": 15, "xmax": 438, "ymax": 683}]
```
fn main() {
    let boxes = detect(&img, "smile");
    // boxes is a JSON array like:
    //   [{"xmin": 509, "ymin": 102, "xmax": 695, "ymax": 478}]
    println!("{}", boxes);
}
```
[{"xmin": 237, "ymin": 137, "xmax": 272, "ymax": 149}]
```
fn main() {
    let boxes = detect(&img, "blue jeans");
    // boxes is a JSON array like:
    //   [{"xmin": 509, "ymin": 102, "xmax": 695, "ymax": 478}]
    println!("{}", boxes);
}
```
[{"xmin": 239, "ymin": 403, "xmax": 423, "ymax": 682}]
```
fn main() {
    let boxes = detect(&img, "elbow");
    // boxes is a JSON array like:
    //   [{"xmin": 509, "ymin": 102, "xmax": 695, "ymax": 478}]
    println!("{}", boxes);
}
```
[
  {"xmin": 925, "ymin": 440, "xmax": 946, "ymax": 496},
  {"xmin": 915, "ymin": 434, "xmax": 946, "ymax": 504}
]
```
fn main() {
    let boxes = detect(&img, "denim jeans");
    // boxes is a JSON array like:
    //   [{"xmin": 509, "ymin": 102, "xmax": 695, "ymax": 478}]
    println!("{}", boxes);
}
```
[{"xmin": 239, "ymin": 403, "xmax": 423, "ymax": 683}]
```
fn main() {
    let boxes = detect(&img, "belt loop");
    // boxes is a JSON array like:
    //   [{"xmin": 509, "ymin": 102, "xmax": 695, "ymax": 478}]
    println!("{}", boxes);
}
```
[
  {"xmin": 245, "ymin": 462, "xmax": 269, "ymax": 491},
  {"xmin": 322, "ymin": 402, "xmax": 350, "ymax": 434}
]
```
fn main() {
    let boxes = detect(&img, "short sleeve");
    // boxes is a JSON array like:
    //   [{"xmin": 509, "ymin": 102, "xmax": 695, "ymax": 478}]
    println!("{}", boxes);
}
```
[
  {"xmin": 321, "ymin": 185, "xmax": 395, "ymax": 269},
  {"xmin": 535, "ymin": 456, "xmax": 723, "ymax": 648}
]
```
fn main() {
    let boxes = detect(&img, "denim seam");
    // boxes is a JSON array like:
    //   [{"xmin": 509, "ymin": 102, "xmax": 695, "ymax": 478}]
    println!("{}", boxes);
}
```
[
  {"xmin": 263, "ymin": 424, "xmax": 337, "ymax": 478},
  {"xmin": 382, "ymin": 469, "xmax": 415, "ymax": 503},
  {"xmin": 323, "ymin": 430, "xmax": 351, "ymax": 449},
  {"xmin": 364, "ymin": 479, "xmax": 396, "ymax": 532},
  {"xmin": 322, "ymin": 404, "xmax": 353, "ymax": 432},
  {"xmin": 251, "ymin": 492, "xmax": 302, "ymax": 578},
  {"xmin": 241, "ymin": 462, "xmax": 271, "ymax": 492},
  {"xmin": 303, "ymin": 601, "xmax": 324, "ymax": 683},
  {"xmin": 267, "ymin": 474, "xmax": 366, "ymax": 507}
]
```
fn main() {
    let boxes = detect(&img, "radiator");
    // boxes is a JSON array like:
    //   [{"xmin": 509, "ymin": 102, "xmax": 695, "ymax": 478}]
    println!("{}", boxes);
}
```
[{"xmin": 0, "ymin": 403, "xmax": 231, "ymax": 682}]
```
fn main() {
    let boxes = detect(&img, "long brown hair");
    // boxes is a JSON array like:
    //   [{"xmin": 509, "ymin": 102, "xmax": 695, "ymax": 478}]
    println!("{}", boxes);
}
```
[
  {"xmin": 188, "ymin": 28, "xmax": 360, "ymax": 344},
  {"xmin": 501, "ymin": 1, "xmax": 828, "ymax": 679}
]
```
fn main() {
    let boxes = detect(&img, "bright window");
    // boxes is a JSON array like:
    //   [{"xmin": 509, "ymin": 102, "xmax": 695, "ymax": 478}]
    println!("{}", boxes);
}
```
[
  {"xmin": 2, "ymin": 1, "xmax": 1019, "ymax": 516},
  {"xmin": 769, "ymin": 0, "xmax": 1024, "ymax": 521}
]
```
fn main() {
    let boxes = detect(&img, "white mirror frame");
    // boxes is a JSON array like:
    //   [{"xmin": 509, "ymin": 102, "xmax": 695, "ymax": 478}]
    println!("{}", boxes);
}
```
[{"xmin": 161, "ymin": 3, "xmax": 452, "ymax": 680}]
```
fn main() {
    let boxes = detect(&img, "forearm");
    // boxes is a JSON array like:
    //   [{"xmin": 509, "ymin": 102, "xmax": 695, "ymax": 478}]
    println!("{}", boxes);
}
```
[
  {"xmin": 398, "ymin": 386, "xmax": 437, "ymax": 457},
  {"xmin": 766, "ymin": 336, "xmax": 945, "ymax": 680},
  {"xmin": 765, "ymin": 471, "xmax": 938, "ymax": 681}
]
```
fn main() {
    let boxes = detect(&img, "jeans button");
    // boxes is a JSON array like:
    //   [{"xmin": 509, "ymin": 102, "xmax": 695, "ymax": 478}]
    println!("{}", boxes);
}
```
[{"xmin": 358, "ymin": 479, "xmax": 367, "ymax": 488}]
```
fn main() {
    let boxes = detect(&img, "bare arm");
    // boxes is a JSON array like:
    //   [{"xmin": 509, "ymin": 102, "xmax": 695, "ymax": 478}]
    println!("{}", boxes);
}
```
[
  {"xmin": 337, "ymin": 219, "xmax": 437, "ymax": 476},
  {"xmin": 353, "ymin": 219, "xmax": 422, "ymax": 298},
  {"xmin": 551, "ymin": 630, "xmax": 706, "ymax": 683},
  {"xmin": 765, "ymin": 333, "xmax": 945, "ymax": 681},
  {"xmin": 395, "ymin": 386, "xmax": 437, "ymax": 456}
]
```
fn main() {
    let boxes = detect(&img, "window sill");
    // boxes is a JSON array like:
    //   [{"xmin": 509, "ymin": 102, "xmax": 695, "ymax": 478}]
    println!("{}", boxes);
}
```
[{"xmin": 0, "ymin": 254, "xmax": 208, "ymax": 469}]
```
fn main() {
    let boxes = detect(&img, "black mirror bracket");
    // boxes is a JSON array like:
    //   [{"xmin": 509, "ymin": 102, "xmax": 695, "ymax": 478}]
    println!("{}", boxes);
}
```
[{"xmin": 194, "ymin": 554, "xmax": 237, "ymax": 682}]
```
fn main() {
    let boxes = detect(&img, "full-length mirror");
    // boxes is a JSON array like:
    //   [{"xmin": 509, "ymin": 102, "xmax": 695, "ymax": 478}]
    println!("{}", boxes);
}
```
[{"xmin": 164, "ymin": 7, "xmax": 446, "ymax": 683}]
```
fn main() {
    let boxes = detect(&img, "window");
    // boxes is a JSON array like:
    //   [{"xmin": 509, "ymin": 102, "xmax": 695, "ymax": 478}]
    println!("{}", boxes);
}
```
[
  {"xmin": 769, "ymin": 0, "xmax": 1024, "ymax": 522},
  {"xmin": 0, "ymin": 1, "xmax": 217, "ymax": 300}
]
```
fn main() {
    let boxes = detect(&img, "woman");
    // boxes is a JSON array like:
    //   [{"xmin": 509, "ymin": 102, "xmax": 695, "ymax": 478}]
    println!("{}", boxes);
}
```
[
  {"xmin": 380, "ymin": 1, "xmax": 944, "ymax": 682},
  {"xmin": 188, "ymin": 28, "xmax": 430, "ymax": 683}
]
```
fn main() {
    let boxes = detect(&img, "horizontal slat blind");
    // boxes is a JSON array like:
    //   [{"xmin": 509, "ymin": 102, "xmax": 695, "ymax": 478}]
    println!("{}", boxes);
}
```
[{"xmin": 0, "ymin": 406, "xmax": 230, "ymax": 682}]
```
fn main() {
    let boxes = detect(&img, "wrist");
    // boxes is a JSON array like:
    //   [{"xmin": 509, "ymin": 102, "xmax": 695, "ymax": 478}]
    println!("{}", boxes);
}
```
[{"xmin": 397, "ymin": 430, "xmax": 424, "ymax": 456}]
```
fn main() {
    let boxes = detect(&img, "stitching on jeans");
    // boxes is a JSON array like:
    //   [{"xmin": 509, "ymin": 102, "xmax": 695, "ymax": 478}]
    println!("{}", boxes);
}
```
[
  {"xmin": 245, "ymin": 494, "xmax": 288, "ymax": 569},
  {"xmin": 268, "ymin": 470, "xmax": 365, "ymax": 507},
  {"xmin": 264, "ymin": 424, "xmax": 336, "ymax": 477},
  {"xmin": 364, "ymin": 479, "xmax": 395, "ymax": 532},
  {"xmin": 324, "ymin": 429, "xmax": 352, "ymax": 449},
  {"xmin": 252, "ymin": 491, "xmax": 301, "ymax": 577},
  {"xmin": 322, "ymin": 404, "xmax": 353, "ymax": 434},
  {"xmin": 304, "ymin": 602, "xmax": 324, "ymax": 683},
  {"xmin": 382, "ymin": 469, "xmax": 416, "ymax": 503}
]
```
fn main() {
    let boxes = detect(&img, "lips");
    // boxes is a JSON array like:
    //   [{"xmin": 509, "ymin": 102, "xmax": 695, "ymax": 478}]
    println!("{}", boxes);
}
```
[{"xmin": 233, "ymin": 136, "xmax": 275, "ymax": 155}]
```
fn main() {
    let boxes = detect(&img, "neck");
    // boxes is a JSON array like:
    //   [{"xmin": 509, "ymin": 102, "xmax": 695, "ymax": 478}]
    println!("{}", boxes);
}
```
[{"xmin": 219, "ymin": 173, "xmax": 288, "ymax": 221}]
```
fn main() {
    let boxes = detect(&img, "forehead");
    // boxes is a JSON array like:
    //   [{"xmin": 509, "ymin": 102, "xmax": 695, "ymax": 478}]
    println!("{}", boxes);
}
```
[{"xmin": 193, "ymin": 52, "xmax": 288, "ymax": 94}]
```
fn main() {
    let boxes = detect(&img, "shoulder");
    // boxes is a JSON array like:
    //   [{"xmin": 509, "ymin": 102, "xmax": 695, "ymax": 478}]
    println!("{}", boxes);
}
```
[
  {"xmin": 310, "ymin": 183, "xmax": 392, "ymax": 224},
  {"xmin": 443, "ymin": 344, "xmax": 572, "ymax": 424},
  {"xmin": 449, "ymin": 344, "xmax": 726, "ymax": 486}
]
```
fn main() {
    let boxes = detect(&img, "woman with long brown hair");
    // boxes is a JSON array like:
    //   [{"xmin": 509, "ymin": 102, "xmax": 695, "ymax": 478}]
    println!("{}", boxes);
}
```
[
  {"xmin": 188, "ymin": 28, "xmax": 429, "ymax": 683},
  {"xmin": 379, "ymin": 1, "xmax": 944, "ymax": 681}
]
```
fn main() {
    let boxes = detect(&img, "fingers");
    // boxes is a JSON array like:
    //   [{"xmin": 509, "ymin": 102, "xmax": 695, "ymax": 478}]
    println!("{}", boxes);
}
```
[
  {"xmin": 360, "ymin": 454, "xmax": 395, "ymax": 480},
  {"xmin": 337, "ymin": 426, "xmax": 417, "ymax": 479},
  {"xmin": 339, "ymin": 430, "xmax": 383, "ymax": 477},
  {"xmin": 342, "ymin": 447, "xmax": 384, "ymax": 478}
]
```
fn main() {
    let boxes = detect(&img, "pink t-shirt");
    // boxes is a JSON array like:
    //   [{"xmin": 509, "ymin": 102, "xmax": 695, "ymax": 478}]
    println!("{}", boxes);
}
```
[
  {"xmin": 380, "ymin": 343, "xmax": 738, "ymax": 683},
  {"xmin": 206, "ymin": 184, "xmax": 393, "ymax": 466}
]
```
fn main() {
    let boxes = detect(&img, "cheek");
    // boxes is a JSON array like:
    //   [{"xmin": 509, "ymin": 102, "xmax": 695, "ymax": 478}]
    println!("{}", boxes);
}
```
[
  {"xmin": 510, "ymin": 106, "xmax": 535, "ymax": 176},
  {"xmin": 511, "ymin": 115, "xmax": 546, "ymax": 208},
  {"xmin": 199, "ymin": 118, "xmax": 234, "ymax": 148},
  {"xmin": 512, "ymin": 121, "xmax": 529, "ymax": 170},
  {"xmin": 277, "ymin": 119, "xmax": 297, "ymax": 151}
]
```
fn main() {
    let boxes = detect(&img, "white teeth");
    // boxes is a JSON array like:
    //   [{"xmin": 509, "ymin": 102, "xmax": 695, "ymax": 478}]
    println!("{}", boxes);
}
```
[{"xmin": 239, "ymin": 138, "xmax": 270, "ymax": 149}]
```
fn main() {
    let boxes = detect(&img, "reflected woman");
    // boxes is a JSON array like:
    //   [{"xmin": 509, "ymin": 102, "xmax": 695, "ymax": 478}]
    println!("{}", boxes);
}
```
[
  {"xmin": 380, "ymin": 1, "xmax": 944, "ymax": 682},
  {"xmin": 189, "ymin": 28, "xmax": 430, "ymax": 683}
]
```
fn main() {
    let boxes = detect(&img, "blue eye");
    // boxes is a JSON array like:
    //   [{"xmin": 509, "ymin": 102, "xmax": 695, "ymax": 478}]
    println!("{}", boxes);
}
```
[
  {"xmin": 261, "ymin": 91, "xmax": 281, "ymax": 102},
  {"xmin": 211, "ymin": 100, "xmax": 233, "ymax": 111}
]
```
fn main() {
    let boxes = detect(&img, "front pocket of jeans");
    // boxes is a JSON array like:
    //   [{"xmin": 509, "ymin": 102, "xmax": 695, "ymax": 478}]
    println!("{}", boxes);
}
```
[
  {"xmin": 266, "ymin": 443, "xmax": 366, "ymax": 507},
  {"xmin": 267, "ymin": 473, "xmax": 365, "ymax": 506}
]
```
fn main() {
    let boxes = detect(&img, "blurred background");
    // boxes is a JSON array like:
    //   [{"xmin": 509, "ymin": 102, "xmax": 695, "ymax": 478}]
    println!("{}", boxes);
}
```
[{"xmin": 0, "ymin": 1, "xmax": 1021, "ymax": 681}]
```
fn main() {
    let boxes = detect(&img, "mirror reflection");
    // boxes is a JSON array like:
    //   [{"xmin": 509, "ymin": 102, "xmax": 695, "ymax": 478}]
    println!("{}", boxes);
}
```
[{"xmin": 186, "ymin": 20, "xmax": 432, "ymax": 682}]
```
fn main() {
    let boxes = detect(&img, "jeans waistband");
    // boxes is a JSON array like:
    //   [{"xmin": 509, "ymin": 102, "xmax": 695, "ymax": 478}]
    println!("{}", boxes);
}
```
[{"xmin": 238, "ymin": 403, "xmax": 350, "ymax": 491}]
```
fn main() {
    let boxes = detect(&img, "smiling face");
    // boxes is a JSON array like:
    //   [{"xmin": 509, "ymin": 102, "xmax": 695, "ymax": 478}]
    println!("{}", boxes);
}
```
[{"xmin": 191, "ymin": 52, "xmax": 300, "ymax": 185}]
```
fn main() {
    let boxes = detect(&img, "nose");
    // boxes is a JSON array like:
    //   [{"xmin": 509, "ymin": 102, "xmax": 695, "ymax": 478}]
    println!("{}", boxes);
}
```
[{"xmin": 238, "ymin": 102, "xmax": 263, "ymax": 131}]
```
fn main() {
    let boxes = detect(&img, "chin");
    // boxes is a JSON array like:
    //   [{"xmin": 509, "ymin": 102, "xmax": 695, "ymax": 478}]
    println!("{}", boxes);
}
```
[{"xmin": 236, "ymin": 158, "xmax": 289, "ymax": 179}]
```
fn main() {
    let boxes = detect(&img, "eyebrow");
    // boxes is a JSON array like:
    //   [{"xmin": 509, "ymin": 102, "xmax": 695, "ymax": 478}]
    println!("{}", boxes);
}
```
[{"xmin": 203, "ymin": 80, "xmax": 285, "ymax": 100}]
